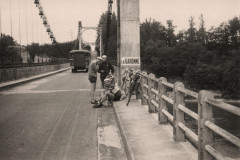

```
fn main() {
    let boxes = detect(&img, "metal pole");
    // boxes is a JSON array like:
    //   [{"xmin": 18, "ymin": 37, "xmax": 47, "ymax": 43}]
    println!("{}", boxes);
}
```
[
  {"xmin": 0, "ymin": 2, "xmax": 2, "ymax": 63},
  {"xmin": 0, "ymin": 3, "xmax": 2, "ymax": 37},
  {"xmin": 78, "ymin": 21, "xmax": 82, "ymax": 50},
  {"xmin": 117, "ymin": 0, "xmax": 121, "ymax": 86},
  {"xmin": 100, "ymin": 27, "xmax": 102, "ymax": 56},
  {"xmin": 0, "ymin": 3, "xmax": 2, "ymax": 41}
]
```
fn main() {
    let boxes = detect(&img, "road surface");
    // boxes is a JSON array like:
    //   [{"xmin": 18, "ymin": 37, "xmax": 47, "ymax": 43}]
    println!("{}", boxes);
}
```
[{"xmin": 0, "ymin": 70, "xmax": 120, "ymax": 160}]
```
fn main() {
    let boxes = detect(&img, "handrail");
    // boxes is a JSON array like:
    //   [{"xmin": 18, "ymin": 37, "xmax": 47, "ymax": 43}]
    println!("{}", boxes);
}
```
[
  {"xmin": 161, "ymin": 81, "xmax": 174, "ymax": 88},
  {"xmin": 205, "ymin": 98, "xmax": 240, "ymax": 116},
  {"xmin": 205, "ymin": 145, "xmax": 226, "ymax": 160},
  {"xmin": 143, "ymin": 94, "xmax": 149, "ymax": 100},
  {"xmin": 151, "ymin": 100, "xmax": 159, "ymax": 108},
  {"xmin": 139, "ymin": 71, "xmax": 240, "ymax": 160},
  {"xmin": 151, "ymin": 88, "xmax": 159, "ymax": 95},
  {"xmin": 178, "ymin": 87, "xmax": 198, "ymax": 99},
  {"xmin": 162, "ymin": 95, "xmax": 174, "ymax": 105},
  {"xmin": 178, "ymin": 122, "xmax": 198, "ymax": 143},
  {"xmin": 143, "ymin": 84, "xmax": 149, "ymax": 89},
  {"xmin": 205, "ymin": 121, "xmax": 240, "ymax": 147},
  {"xmin": 178, "ymin": 104, "xmax": 198, "ymax": 120},
  {"xmin": 162, "ymin": 109, "xmax": 173, "ymax": 122}
]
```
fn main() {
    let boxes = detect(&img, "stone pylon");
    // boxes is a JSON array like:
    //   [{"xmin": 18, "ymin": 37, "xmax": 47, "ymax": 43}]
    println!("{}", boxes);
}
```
[{"xmin": 118, "ymin": 0, "xmax": 140, "ymax": 84}]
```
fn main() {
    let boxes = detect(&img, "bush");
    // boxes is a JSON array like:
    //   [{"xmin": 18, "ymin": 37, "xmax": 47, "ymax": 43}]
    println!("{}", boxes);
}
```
[{"xmin": 220, "ymin": 53, "xmax": 240, "ymax": 99}]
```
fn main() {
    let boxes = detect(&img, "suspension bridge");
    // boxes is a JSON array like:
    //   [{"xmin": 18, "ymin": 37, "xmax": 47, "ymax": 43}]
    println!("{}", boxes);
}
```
[{"xmin": 0, "ymin": 0, "xmax": 239, "ymax": 160}]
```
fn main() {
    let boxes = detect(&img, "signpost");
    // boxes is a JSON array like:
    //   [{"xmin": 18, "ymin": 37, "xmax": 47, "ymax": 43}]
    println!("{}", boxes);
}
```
[{"xmin": 121, "ymin": 57, "xmax": 140, "ymax": 65}]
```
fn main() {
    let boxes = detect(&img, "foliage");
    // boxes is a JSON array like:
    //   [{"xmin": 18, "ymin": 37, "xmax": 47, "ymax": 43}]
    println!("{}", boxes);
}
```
[
  {"xmin": 141, "ymin": 16, "xmax": 240, "ymax": 99},
  {"xmin": 1, "ymin": 33, "xmax": 75, "ymax": 63},
  {"xmin": 221, "ymin": 53, "xmax": 240, "ymax": 99},
  {"xmin": 26, "ymin": 41, "xmax": 75, "ymax": 62},
  {"xmin": 96, "ymin": 12, "xmax": 117, "ymax": 63},
  {"xmin": 0, "ymin": 34, "xmax": 18, "ymax": 63}
]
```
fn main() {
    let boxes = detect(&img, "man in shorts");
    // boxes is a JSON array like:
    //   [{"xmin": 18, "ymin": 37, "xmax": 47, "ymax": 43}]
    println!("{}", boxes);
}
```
[
  {"xmin": 93, "ymin": 76, "xmax": 121, "ymax": 108},
  {"xmin": 88, "ymin": 57, "xmax": 102, "ymax": 104}
]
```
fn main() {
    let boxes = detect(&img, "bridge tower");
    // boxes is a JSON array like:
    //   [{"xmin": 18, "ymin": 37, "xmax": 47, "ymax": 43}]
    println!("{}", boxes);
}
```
[
  {"xmin": 78, "ymin": 21, "xmax": 103, "ymax": 56},
  {"xmin": 117, "ymin": 0, "xmax": 140, "ymax": 84}
]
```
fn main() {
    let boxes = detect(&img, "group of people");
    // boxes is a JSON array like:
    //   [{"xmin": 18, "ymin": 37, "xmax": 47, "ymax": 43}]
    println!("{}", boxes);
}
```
[{"xmin": 88, "ymin": 55, "xmax": 121, "ymax": 108}]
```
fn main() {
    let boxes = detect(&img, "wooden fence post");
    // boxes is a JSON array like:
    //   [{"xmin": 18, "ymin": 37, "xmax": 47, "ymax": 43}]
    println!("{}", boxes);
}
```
[
  {"xmin": 198, "ymin": 90, "xmax": 214, "ymax": 160},
  {"xmin": 148, "ymin": 74, "xmax": 156, "ymax": 113},
  {"xmin": 173, "ymin": 82, "xmax": 186, "ymax": 142},
  {"xmin": 141, "ymin": 72, "xmax": 148, "ymax": 105},
  {"xmin": 158, "ymin": 77, "xmax": 168, "ymax": 124}
]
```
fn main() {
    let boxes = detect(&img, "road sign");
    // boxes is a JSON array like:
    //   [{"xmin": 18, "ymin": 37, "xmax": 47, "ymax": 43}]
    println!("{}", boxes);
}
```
[{"xmin": 121, "ymin": 57, "xmax": 140, "ymax": 65}]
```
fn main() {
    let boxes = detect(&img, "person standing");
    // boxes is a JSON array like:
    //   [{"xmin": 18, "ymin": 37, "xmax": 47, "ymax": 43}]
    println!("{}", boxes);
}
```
[
  {"xmin": 98, "ymin": 55, "xmax": 114, "ymax": 88},
  {"xmin": 88, "ymin": 57, "xmax": 102, "ymax": 104}
]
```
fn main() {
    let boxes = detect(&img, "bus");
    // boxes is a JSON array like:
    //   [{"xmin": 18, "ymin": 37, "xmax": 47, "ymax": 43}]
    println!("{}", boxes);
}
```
[{"xmin": 69, "ymin": 50, "xmax": 91, "ymax": 73}]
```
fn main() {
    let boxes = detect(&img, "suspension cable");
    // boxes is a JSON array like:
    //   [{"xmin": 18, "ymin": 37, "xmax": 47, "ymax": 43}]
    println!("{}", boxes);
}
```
[
  {"xmin": 31, "ymin": 1, "xmax": 34, "ymax": 43},
  {"xmin": 18, "ymin": 0, "xmax": 22, "ymax": 54},
  {"xmin": 25, "ymin": 0, "xmax": 29, "ymax": 45},
  {"xmin": 10, "ymin": 0, "xmax": 12, "ymax": 37},
  {"xmin": 40, "ymin": 18, "xmax": 42, "ymax": 45},
  {"xmin": 36, "ymin": 13, "xmax": 38, "ymax": 42}
]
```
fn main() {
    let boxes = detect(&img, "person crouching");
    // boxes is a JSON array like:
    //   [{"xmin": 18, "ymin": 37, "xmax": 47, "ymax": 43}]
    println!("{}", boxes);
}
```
[{"xmin": 93, "ymin": 77, "xmax": 121, "ymax": 108}]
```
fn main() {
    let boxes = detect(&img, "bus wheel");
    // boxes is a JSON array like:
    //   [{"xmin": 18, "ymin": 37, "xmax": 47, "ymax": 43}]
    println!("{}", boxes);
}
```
[
  {"xmin": 72, "ymin": 69, "xmax": 75, "ymax": 73},
  {"xmin": 86, "ymin": 68, "xmax": 88, "ymax": 72}
]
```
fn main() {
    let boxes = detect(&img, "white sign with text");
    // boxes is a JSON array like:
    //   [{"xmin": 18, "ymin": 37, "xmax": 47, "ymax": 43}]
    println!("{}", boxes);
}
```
[{"xmin": 121, "ymin": 57, "xmax": 140, "ymax": 65}]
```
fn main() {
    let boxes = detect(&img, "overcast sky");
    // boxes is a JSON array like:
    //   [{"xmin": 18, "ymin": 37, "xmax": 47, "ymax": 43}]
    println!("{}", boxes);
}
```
[{"xmin": 0, "ymin": 0, "xmax": 239, "ymax": 45}]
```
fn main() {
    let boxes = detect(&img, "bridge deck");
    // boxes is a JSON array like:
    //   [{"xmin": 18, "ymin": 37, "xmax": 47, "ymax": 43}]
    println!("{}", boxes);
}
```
[{"xmin": 114, "ymin": 99, "xmax": 198, "ymax": 160}]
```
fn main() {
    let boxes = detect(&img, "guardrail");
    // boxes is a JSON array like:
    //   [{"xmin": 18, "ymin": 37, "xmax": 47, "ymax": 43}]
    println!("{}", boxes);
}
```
[
  {"xmin": 0, "ymin": 63, "xmax": 70, "ymax": 83},
  {"xmin": 140, "ymin": 71, "xmax": 240, "ymax": 160},
  {"xmin": 0, "ymin": 61, "xmax": 69, "ymax": 69}
]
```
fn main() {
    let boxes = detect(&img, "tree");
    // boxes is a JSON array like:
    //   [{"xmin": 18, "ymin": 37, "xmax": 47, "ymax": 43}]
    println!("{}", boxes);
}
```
[
  {"xmin": 221, "ymin": 53, "xmax": 240, "ymax": 99},
  {"xmin": 166, "ymin": 20, "xmax": 177, "ymax": 47},
  {"xmin": 26, "ymin": 43, "xmax": 40, "ymax": 62},
  {"xmin": 176, "ymin": 30, "xmax": 186, "ymax": 46},
  {"xmin": 206, "ymin": 22, "xmax": 231, "ymax": 53},
  {"xmin": 140, "ymin": 18, "xmax": 167, "ymax": 70},
  {"xmin": 96, "ymin": 12, "xmax": 117, "ymax": 63},
  {"xmin": 140, "ymin": 18, "xmax": 167, "ymax": 46},
  {"xmin": 186, "ymin": 16, "xmax": 197, "ymax": 44},
  {"xmin": 0, "ymin": 34, "xmax": 18, "ymax": 63},
  {"xmin": 197, "ymin": 14, "xmax": 207, "ymax": 45},
  {"xmin": 228, "ymin": 16, "xmax": 240, "ymax": 50}
]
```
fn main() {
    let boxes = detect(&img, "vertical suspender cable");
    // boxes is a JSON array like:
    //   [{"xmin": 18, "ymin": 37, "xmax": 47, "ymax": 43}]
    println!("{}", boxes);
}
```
[
  {"xmin": 10, "ymin": 0, "xmax": 12, "ymax": 37},
  {"xmin": 40, "ymin": 18, "xmax": 42, "ymax": 45},
  {"xmin": 31, "ymin": 1, "xmax": 34, "ymax": 42},
  {"xmin": 9, "ymin": 0, "xmax": 13, "ymax": 62},
  {"xmin": 25, "ymin": 0, "xmax": 29, "ymax": 62},
  {"xmin": 36, "ymin": 10, "xmax": 38, "ymax": 43},
  {"xmin": 25, "ymin": 0, "xmax": 28, "ymax": 45},
  {"xmin": 18, "ymin": 0, "xmax": 22, "ymax": 55}
]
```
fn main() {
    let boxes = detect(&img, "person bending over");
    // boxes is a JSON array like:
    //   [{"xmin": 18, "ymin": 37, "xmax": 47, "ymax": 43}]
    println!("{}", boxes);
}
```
[{"xmin": 98, "ymin": 55, "xmax": 114, "ymax": 88}]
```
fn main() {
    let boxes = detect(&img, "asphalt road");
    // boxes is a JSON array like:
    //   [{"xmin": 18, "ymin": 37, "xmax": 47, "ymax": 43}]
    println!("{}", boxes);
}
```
[{"xmin": 0, "ymin": 70, "xmax": 105, "ymax": 160}]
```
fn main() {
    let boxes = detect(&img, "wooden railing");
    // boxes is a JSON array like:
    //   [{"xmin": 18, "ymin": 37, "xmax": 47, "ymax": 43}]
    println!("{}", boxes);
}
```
[{"xmin": 140, "ymin": 71, "xmax": 240, "ymax": 160}]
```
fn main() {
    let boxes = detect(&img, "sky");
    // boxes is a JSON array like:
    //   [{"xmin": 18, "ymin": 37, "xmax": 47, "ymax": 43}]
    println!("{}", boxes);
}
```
[{"xmin": 0, "ymin": 0, "xmax": 239, "ymax": 46}]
